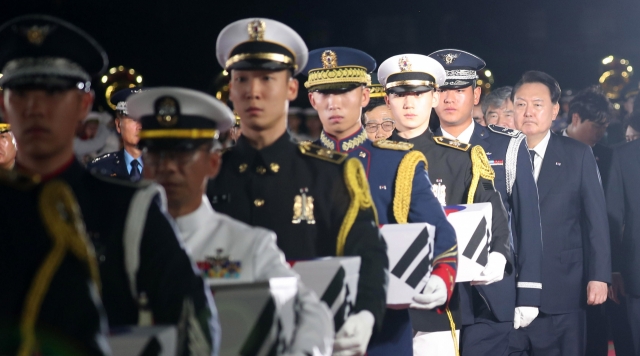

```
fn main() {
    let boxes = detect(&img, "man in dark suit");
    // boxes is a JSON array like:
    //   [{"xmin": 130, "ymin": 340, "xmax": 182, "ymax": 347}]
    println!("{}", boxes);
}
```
[
  {"xmin": 509, "ymin": 71, "xmax": 611, "ymax": 355},
  {"xmin": 607, "ymin": 138, "xmax": 640, "ymax": 355},
  {"xmin": 87, "ymin": 88, "xmax": 143, "ymax": 181},
  {"xmin": 429, "ymin": 49, "xmax": 543, "ymax": 356}
]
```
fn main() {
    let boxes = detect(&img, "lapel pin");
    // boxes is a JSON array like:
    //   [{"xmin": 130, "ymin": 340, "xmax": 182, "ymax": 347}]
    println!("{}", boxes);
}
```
[{"xmin": 556, "ymin": 162, "xmax": 561, "ymax": 166}]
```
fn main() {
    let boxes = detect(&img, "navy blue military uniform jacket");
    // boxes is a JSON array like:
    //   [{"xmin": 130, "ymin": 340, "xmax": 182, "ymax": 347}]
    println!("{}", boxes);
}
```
[
  {"xmin": 537, "ymin": 133, "xmax": 611, "ymax": 314},
  {"xmin": 391, "ymin": 129, "xmax": 511, "ymax": 331},
  {"xmin": 207, "ymin": 132, "xmax": 389, "ymax": 331},
  {"xmin": 443, "ymin": 124, "xmax": 543, "ymax": 324},
  {"xmin": 607, "ymin": 139, "xmax": 640, "ymax": 295},
  {"xmin": 58, "ymin": 160, "xmax": 218, "ymax": 353},
  {"xmin": 0, "ymin": 171, "xmax": 108, "ymax": 355},
  {"xmin": 87, "ymin": 148, "xmax": 130, "ymax": 180}
]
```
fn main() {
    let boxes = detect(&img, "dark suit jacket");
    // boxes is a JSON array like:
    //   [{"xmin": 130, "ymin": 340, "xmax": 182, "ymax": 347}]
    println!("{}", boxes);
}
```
[
  {"xmin": 466, "ymin": 124, "xmax": 543, "ymax": 322},
  {"xmin": 606, "ymin": 139, "xmax": 640, "ymax": 295},
  {"xmin": 538, "ymin": 133, "xmax": 611, "ymax": 314},
  {"xmin": 86, "ymin": 149, "xmax": 129, "ymax": 180},
  {"xmin": 592, "ymin": 143, "xmax": 612, "ymax": 188}
]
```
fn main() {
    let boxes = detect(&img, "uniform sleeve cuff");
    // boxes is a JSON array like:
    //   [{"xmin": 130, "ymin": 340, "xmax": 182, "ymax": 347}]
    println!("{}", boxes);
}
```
[
  {"xmin": 516, "ymin": 282, "xmax": 542, "ymax": 307},
  {"xmin": 431, "ymin": 264, "xmax": 456, "ymax": 309}
]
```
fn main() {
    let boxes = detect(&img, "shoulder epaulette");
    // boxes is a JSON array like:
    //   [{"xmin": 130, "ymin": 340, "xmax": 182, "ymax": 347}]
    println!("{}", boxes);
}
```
[
  {"xmin": 90, "ymin": 152, "xmax": 114, "ymax": 164},
  {"xmin": 372, "ymin": 139, "xmax": 414, "ymax": 151},
  {"xmin": 0, "ymin": 169, "xmax": 40, "ymax": 190},
  {"xmin": 298, "ymin": 141, "xmax": 348, "ymax": 164},
  {"xmin": 433, "ymin": 136, "xmax": 471, "ymax": 151},
  {"xmin": 488, "ymin": 124, "xmax": 522, "ymax": 138}
]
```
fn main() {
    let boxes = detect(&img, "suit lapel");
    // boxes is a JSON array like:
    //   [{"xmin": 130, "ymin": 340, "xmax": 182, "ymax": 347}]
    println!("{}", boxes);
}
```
[{"xmin": 536, "ymin": 134, "xmax": 564, "ymax": 202}]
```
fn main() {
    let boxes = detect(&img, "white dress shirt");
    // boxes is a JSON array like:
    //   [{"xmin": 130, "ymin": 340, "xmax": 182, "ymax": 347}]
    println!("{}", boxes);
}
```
[
  {"xmin": 529, "ymin": 130, "xmax": 552, "ymax": 182},
  {"xmin": 440, "ymin": 120, "xmax": 475, "ymax": 144}
]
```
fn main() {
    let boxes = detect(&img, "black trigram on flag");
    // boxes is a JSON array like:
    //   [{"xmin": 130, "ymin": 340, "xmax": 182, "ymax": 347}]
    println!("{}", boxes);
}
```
[
  {"xmin": 462, "ymin": 217, "xmax": 490, "ymax": 267},
  {"xmin": 390, "ymin": 227, "xmax": 434, "ymax": 289}
]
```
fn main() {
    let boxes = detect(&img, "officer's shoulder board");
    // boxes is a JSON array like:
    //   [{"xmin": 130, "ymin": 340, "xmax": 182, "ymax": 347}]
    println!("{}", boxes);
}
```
[
  {"xmin": 0, "ymin": 169, "xmax": 40, "ymax": 190},
  {"xmin": 90, "ymin": 152, "xmax": 115, "ymax": 164},
  {"xmin": 488, "ymin": 124, "xmax": 522, "ymax": 138},
  {"xmin": 298, "ymin": 141, "xmax": 348, "ymax": 164},
  {"xmin": 433, "ymin": 136, "xmax": 471, "ymax": 151},
  {"xmin": 372, "ymin": 139, "xmax": 414, "ymax": 151}
]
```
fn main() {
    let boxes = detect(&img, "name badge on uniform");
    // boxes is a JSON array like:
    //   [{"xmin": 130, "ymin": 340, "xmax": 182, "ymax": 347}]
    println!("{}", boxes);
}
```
[
  {"xmin": 431, "ymin": 179, "xmax": 447, "ymax": 206},
  {"xmin": 292, "ymin": 188, "xmax": 315, "ymax": 224},
  {"xmin": 489, "ymin": 159, "xmax": 504, "ymax": 166}
]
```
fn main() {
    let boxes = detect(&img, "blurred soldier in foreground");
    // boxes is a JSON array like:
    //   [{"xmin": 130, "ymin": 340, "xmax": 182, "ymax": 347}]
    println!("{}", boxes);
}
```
[
  {"xmin": 0, "ymin": 14, "xmax": 219, "ymax": 355},
  {"xmin": 134, "ymin": 87, "xmax": 334, "ymax": 355}
]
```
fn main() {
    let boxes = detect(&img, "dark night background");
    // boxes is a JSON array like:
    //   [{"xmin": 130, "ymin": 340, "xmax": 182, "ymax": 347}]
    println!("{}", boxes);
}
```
[{"xmin": 3, "ymin": 0, "xmax": 640, "ymax": 108}]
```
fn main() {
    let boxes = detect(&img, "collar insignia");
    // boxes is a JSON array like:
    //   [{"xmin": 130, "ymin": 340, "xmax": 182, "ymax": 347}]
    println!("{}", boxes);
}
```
[
  {"xmin": 247, "ymin": 19, "xmax": 266, "ymax": 41},
  {"xmin": 440, "ymin": 53, "xmax": 459, "ymax": 65},
  {"xmin": 24, "ymin": 25, "xmax": 51, "ymax": 46},
  {"xmin": 399, "ymin": 55, "xmax": 412, "ymax": 71},
  {"xmin": 321, "ymin": 50, "xmax": 338, "ymax": 69}
]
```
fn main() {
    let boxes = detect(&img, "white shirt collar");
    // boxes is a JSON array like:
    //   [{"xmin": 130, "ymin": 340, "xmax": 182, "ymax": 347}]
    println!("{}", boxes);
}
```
[
  {"xmin": 530, "ymin": 130, "xmax": 552, "ymax": 159},
  {"xmin": 175, "ymin": 195, "xmax": 214, "ymax": 236},
  {"xmin": 440, "ymin": 120, "xmax": 475, "ymax": 144}
]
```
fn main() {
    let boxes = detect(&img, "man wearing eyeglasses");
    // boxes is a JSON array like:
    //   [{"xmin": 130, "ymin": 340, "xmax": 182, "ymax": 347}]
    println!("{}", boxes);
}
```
[
  {"xmin": 363, "ymin": 76, "xmax": 395, "ymax": 141},
  {"xmin": 306, "ymin": 47, "xmax": 457, "ymax": 355}
]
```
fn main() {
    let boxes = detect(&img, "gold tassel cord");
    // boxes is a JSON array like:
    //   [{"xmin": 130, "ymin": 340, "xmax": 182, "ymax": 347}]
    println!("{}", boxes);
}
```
[
  {"xmin": 393, "ymin": 151, "xmax": 428, "ymax": 224},
  {"xmin": 18, "ymin": 180, "xmax": 101, "ymax": 356},
  {"xmin": 466, "ymin": 145, "xmax": 496, "ymax": 204},
  {"xmin": 446, "ymin": 308, "xmax": 460, "ymax": 356},
  {"xmin": 336, "ymin": 158, "xmax": 377, "ymax": 256}
]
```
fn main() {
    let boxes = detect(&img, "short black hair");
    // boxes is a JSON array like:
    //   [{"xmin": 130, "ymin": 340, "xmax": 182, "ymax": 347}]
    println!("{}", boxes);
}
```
[
  {"xmin": 362, "ymin": 96, "xmax": 387, "ymax": 124},
  {"xmin": 568, "ymin": 86, "xmax": 613, "ymax": 125},
  {"xmin": 512, "ymin": 70, "xmax": 561, "ymax": 104}
]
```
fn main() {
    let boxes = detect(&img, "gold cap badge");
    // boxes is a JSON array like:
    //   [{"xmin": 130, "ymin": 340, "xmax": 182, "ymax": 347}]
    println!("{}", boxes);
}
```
[
  {"xmin": 247, "ymin": 19, "xmax": 266, "ymax": 41},
  {"xmin": 321, "ymin": 50, "xmax": 338, "ymax": 69},
  {"xmin": 155, "ymin": 97, "xmax": 179, "ymax": 127},
  {"xmin": 24, "ymin": 25, "xmax": 51, "ymax": 46},
  {"xmin": 399, "ymin": 56, "xmax": 412, "ymax": 72}
]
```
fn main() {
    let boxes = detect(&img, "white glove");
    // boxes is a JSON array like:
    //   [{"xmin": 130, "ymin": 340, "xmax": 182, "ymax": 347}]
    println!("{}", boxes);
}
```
[
  {"xmin": 471, "ymin": 252, "xmax": 507, "ymax": 286},
  {"xmin": 332, "ymin": 310, "xmax": 375, "ymax": 356},
  {"xmin": 513, "ymin": 306, "xmax": 539, "ymax": 329},
  {"xmin": 410, "ymin": 275, "xmax": 447, "ymax": 310}
]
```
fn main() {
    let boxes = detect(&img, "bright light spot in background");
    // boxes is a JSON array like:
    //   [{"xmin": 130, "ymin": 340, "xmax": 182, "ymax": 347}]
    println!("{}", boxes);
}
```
[{"xmin": 602, "ymin": 56, "xmax": 614, "ymax": 65}]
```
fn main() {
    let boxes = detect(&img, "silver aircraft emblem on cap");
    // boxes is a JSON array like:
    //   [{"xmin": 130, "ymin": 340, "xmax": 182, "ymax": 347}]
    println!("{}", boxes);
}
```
[{"xmin": 441, "ymin": 53, "xmax": 459, "ymax": 65}]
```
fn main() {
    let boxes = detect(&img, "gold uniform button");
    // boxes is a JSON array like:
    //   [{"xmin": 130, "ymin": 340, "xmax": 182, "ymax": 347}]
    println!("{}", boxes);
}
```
[
  {"xmin": 270, "ymin": 163, "xmax": 280, "ymax": 173},
  {"xmin": 256, "ymin": 166, "xmax": 267, "ymax": 174},
  {"xmin": 239, "ymin": 163, "xmax": 248, "ymax": 173},
  {"xmin": 254, "ymin": 199, "xmax": 265, "ymax": 207}
]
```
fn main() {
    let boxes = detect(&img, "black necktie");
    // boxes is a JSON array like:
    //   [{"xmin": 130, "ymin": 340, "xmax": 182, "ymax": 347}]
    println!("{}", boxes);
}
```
[
  {"xmin": 130, "ymin": 159, "xmax": 141, "ymax": 182},
  {"xmin": 529, "ymin": 150, "xmax": 536, "ymax": 170}
]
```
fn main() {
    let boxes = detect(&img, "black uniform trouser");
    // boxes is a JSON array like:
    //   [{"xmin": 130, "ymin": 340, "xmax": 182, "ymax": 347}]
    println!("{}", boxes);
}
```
[
  {"xmin": 508, "ymin": 310, "xmax": 585, "ymax": 356},
  {"xmin": 460, "ymin": 287, "xmax": 511, "ymax": 356}
]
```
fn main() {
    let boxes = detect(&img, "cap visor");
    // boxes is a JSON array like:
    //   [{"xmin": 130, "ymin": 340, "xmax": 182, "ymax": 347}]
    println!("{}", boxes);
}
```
[
  {"xmin": 138, "ymin": 138, "xmax": 212, "ymax": 151},
  {"xmin": 386, "ymin": 85, "xmax": 434, "ymax": 95},
  {"xmin": 2, "ymin": 75, "xmax": 81, "ymax": 90},
  {"xmin": 227, "ymin": 59, "xmax": 293, "ymax": 72}
]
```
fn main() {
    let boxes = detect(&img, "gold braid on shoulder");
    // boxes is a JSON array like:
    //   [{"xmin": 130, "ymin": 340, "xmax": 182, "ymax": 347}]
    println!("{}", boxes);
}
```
[
  {"xmin": 18, "ymin": 180, "xmax": 101, "ymax": 356},
  {"xmin": 336, "ymin": 158, "xmax": 378, "ymax": 256},
  {"xmin": 393, "ymin": 151, "xmax": 428, "ymax": 224},
  {"xmin": 467, "ymin": 145, "xmax": 496, "ymax": 204}
]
